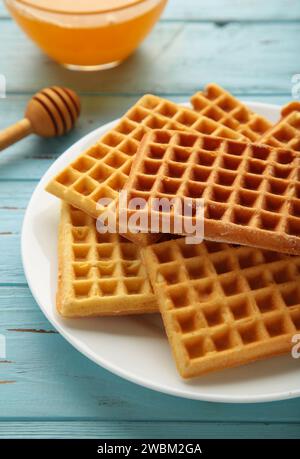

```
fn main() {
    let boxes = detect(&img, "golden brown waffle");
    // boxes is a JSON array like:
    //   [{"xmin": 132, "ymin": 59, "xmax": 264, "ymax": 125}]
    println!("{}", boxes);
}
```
[
  {"xmin": 260, "ymin": 101, "xmax": 300, "ymax": 150},
  {"xmin": 143, "ymin": 238, "xmax": 300, "ymax": 378},
  {"xmin": 191, "ymin": 83, "xmax": 272, "ymax": 141},
  {"xmin": 46, "ymin": 94, "xmax": 244, "ymax": 220},
  {"xmin": 57, "ymin": 202, "xmax": 158, "ymax": 317},
  {"xmin": 124, "ymin": 130, "xmax": 300, "ymax": 254}
]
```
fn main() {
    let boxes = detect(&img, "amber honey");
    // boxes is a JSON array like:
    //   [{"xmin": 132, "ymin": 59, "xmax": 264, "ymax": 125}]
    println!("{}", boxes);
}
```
[{"xmin": 5, "ymin": 0, "xmax": 167, "ymax": 70}]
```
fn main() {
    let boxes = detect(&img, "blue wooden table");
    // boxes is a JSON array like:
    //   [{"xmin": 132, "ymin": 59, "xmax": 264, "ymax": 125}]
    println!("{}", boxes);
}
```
[{"xmin": 0, "ymin": 0, "xmax": 300, "ymax": 439}]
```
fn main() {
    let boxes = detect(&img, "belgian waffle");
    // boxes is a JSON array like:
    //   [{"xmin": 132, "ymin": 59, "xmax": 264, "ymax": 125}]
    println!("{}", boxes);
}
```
[
  {"xmin": 46, "ymin": 94, "xmax": 244, "ymax": 220},
  {"xmin": 260, "ymin": 101, "xmax": 300, "ymax": 150},
  {"xmin": 143, "ymin": 238, "xmax": 300, "ymax": 378},
  {"xmin": 57, "ymin": 202, "xmax": 158, "ymax": 317},
  {"xmin": 123, "ymin": 130, "xmax": 300, "ymax": 254},
  {"xmin": 191, "ymin": 83, "xmax": 272, "ymax": 141}
]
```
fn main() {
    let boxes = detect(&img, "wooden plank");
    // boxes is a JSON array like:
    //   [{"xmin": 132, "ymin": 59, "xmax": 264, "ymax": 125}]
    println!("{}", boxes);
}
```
[
  {"xmin": 0, "ymin": 234, "xmax": 25, "ymax": 283},
  {"xmin": 0, "ymin": 21, "xmax": 298, "ymax": 95},
  {"xmin": 0, "ymin": 421, "xmax": 299, "ymax": 439},
  {"xmin": 0, "ymin": 181, "xmax": 33, "ymax": 283},
  {"xmin": 1, "ymin": 287, "xmax": 300, "ymax": 421},
  {"xmin": 0, "ymin": 94, "xmax": 290, "ymax": 180},
  {"xmin": 163, "ymin": 0, "xmax": 300, "ymax": 21},
  {"xmin": 1, "ymin": 0, "xmax": 300, "ymax": 20}
]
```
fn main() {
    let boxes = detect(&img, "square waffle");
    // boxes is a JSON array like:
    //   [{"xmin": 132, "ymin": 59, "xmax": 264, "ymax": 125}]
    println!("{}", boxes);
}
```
[
  {"xmin": 143, "ymin": 238, "xmax": 300, "ymax": 378},
  {"xmin": 46, "ymin": 94, "xmax": 244, "ymax": 220},
  {"xmin": 260, "ymin": 102, "xmax": 300, "ymax": 150},
  {"xmin": 57, "ymin": 202, "xmax": 158, "ymax": 317},
  {"xmin": 123, "ymin": 130, "xmax": 300, "ymax": 254},
  {"xmin": 191, "ymin": 83, "xmax": 272, "ymax": 141}
]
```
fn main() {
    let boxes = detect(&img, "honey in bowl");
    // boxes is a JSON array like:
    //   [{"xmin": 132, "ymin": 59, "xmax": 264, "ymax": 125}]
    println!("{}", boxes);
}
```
[{"xmin": 5, "ymin": 0, "xmax": 167, "ymax": 70}]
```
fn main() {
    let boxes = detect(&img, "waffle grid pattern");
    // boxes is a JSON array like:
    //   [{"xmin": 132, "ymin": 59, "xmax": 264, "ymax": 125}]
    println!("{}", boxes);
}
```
[
  {"xmin": 144, "ymin": 238, "xmax": 300, "ymax": 377},
  {"xmin": 57, "ymin": 203, "xmax": 157, "ymax": 317},
  {"xmin": 260, "ymin": 102, "xmax": 300, "ymax": 151},
  {"xmin": 191, "ymin": 83, "xmax": 272, "ymax": 141},
  {"xmin": 46, "ymin": 95, "xmax": 244, "ymax": 220},
  {"xmin": 124, "ymin": 130, "xmax": 300, "ymax": 254}
]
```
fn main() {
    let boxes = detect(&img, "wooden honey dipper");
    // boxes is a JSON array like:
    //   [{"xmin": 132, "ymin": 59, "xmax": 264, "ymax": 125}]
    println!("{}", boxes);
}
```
[{"xmin": 0, "ymin": 86, "xmax": 81, "ymax": 151}]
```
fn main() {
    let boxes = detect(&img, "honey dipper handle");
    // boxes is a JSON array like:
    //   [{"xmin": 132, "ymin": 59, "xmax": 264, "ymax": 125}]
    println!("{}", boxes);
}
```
[{"xmin": 0, "ymin": 118, "xmax": 32, "ymax": 151}]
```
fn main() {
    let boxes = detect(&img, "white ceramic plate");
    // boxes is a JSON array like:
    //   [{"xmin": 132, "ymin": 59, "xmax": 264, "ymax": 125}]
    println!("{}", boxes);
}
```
[{"xmin": 21, "ymin": 101, "xmax": 300, "ymax": 403}]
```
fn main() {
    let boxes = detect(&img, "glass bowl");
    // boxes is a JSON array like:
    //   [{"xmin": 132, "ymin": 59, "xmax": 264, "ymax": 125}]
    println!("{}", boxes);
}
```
[{"xmin": 5, "ymin": 0, "xmax": 168, "ymax": 70}]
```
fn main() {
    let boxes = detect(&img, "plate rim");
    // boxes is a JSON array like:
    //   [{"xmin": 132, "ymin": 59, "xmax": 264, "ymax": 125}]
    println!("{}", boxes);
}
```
[{"xmin": 21, "ymin": 100, "xmax": 300, "ymax": 403}]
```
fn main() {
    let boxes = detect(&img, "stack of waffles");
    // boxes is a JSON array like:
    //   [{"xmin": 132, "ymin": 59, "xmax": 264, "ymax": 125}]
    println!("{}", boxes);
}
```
[{"xmin": 46, "ymin": 84, "xmax": 300, "ymax": 378}]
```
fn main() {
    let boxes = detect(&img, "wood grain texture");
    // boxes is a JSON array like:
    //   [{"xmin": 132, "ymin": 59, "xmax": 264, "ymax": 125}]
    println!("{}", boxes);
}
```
[
  {"xmin": 0, "ymin": 21, "xmax": 299, "ymax": 95},
  {"xmin": 1, "ymin": 0, "xmax": 300, "ymax": 20},
  {"xmin": 163, "ymin": 0, "xmax": 300, "ymax": 21},
  {"xmin": 0, "ymin": 0, "xmax": 300, "ymax": 440},
  {"xmin": 0, "ymin": 421, "xmax": 300, "ymax": 439}
]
